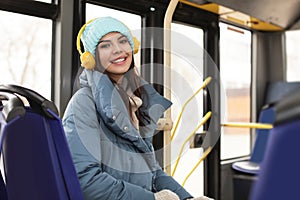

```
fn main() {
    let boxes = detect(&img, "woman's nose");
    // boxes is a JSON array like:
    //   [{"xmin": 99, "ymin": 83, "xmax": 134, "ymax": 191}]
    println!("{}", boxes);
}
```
[{"xmin": 112, "ymin": 43, "xmax": 122, "ymax": 54}]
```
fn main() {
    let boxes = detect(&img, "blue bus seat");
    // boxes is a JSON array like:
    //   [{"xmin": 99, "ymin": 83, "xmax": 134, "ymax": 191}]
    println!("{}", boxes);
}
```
[
  {"xmin": 249, "ymin": 90, "xmax": 300, "ymax": 200},
  {"xmin": 232, "ymin": 105, "xmax": 275, "ymax": 174},
  {"xmin": 232, "ymin": 81, "xmax": 300, "ymax": 175},
  {"xmin": 0, "ymin": 85, "xmax": 84, "ymax": 200}
]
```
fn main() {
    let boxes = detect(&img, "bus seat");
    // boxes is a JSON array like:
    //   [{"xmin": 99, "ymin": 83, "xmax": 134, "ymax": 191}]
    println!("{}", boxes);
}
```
[
  {"xmin": 232, "ymin": 81, "xmax": 300, "ymax": 174},
  {"xmin": 265, "ymin": 81, "xmax": 300, "ymax": 104},
  {"xmin": 0, "ymin": 85, "xmax": 84, "ymax": 200},
  {"xmin": 231, "ymin": 105, "xmax": 275, "ymax": 174},
  {"xmin": 249, "ymin": 91, "xmax": 300, "ymax": 200}
]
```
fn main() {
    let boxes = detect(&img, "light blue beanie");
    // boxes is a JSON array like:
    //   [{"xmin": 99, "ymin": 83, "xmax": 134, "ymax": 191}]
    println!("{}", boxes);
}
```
[{"xmin": 81, "ymin": 17, "xmax": 134, "ymax": 57}]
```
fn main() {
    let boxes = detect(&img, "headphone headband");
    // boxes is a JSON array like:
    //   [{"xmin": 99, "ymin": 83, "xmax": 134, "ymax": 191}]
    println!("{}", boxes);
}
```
[{"xmin": 76, "ymin": 19, "xmax": 95, "ymax": 56}]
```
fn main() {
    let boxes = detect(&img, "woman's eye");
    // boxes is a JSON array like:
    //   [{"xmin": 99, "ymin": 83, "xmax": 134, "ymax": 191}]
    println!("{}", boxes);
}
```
[
  {"xmin": 119, "ymin": 39, "xmax": 128, "ymax": 44},
  {"xmin": 99, "ymin": 43, "xmax": 110, "ymax": 48}
]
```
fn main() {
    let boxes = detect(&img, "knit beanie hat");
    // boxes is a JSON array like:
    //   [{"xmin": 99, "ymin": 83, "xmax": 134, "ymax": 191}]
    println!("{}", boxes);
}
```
[{"xmin": 81, "ymin": 17, "xmax": 135, "ymax": 57}]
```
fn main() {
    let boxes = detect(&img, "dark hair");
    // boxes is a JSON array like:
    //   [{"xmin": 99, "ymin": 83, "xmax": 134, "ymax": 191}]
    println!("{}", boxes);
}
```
[{"xmin": 72, "ymin": 66, "xmax": 84, "ymax": 94}]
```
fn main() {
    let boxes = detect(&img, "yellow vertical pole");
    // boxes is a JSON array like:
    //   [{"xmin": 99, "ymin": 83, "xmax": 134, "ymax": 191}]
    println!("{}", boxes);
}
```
[{"xmin": 163, "ymin": 0, "xmax": 179, "ymax": 175}]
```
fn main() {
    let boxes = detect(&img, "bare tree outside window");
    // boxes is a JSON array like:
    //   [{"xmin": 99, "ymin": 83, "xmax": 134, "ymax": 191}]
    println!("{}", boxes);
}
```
[{"xmin": 0, "ymin": 11, "xmax": 52, "ymax": 99}]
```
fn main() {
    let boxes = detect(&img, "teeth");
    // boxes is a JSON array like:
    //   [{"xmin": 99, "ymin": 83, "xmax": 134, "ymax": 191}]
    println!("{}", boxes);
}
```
[{"xmin": 112, "ymin": 58, "xmax": 125, "ymax": 63}]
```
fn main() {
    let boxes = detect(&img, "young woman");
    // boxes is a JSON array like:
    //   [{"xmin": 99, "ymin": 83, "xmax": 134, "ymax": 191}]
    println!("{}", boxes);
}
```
[{"xmin": 62, "ymin": 16, "xmax": 212, "ymax": 200}]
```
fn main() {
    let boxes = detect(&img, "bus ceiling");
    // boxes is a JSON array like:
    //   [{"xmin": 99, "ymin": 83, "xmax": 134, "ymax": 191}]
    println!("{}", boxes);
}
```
[
  {"xmin": 90, "ymin": 0, "xmax": 299, "ymax": 31},
  {"xmin": 179, "ymin": 0, "xmax": 300, "ymax": 31}
]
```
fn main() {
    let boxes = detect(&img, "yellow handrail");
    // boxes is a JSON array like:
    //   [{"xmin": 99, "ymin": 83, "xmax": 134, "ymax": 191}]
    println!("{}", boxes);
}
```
[
  {"xmin": 171, "ymin": 111, "xmax": 212, "ymax": 177},
  {"xmin": 182, "ymin": 146, "xmax": 212, "ymax": 186},
  {"xmin": 221, "ymin": 122, "xmax": 273, "ymax": 129},
  {"xmin": 171, "ymin": 76, "xmax": 212, "ymax": 141}
]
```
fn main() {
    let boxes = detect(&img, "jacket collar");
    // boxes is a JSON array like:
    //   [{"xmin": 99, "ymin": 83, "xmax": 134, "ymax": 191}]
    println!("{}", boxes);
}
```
[{"xmin": 79, "ymin": 69, "xmax": 172, "ymax": 152}]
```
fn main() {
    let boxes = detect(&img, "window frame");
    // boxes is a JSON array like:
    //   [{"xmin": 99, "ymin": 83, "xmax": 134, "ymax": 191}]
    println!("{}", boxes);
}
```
[{"xmin": 0, "ymin": 0, "xmax": 57, "ymax": 20}]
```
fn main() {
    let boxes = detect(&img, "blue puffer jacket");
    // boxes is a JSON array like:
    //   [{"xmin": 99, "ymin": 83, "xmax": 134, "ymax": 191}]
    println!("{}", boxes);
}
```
[{"xmin": 62, "ymin": 69, "xmax": 192, "ymax": 200}]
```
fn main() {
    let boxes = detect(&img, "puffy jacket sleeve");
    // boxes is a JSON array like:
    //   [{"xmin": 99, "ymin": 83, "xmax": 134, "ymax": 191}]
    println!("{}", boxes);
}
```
[
  {"xmin": 153, "ymin": 169, "xmax": 193, "ymax": 200},
  {"xmin": 62, "ymin": 89, "xmax": 155, "ymax": 200}
]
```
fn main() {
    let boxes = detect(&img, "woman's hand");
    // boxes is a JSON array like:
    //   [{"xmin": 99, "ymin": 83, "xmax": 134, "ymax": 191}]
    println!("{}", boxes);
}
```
[
  {"xmin": 154, "ymin": 189, "xmax": 180, "ymax": 200},
  {"xmin": 187, "ymin": 196, "xmax": 214, "ymax": 200}
]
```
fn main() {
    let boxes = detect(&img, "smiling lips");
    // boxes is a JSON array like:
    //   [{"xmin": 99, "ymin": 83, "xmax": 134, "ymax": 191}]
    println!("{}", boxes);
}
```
[{"xmin": 111, "ymin": 56, "xmax": 127, "ymax": 64}]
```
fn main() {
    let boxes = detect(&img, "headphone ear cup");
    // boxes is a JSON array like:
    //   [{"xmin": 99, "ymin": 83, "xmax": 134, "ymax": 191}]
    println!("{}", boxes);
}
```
[
  {"xmin": 80, "ymin": 51, "xmax": 96, "ymax": 70},
  {"xmin": 133, "ymin": 37, "xmax": 140, "ymax": 54}
]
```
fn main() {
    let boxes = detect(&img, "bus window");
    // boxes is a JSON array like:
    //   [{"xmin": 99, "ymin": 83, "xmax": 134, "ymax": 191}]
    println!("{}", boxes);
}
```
[
  {"xmin": 0, "ymin": 10, "xmax": 52, "ymax": 99},
  {"xmin": 220, "ymin": 23, "xmax": 252, "ymax": 160},
  {"xmin": 170, "ymin": 22, "xmax": 204, "ymax": 197},
  {"xmin": 286, "ymin": 30, "xmax": 300, "ymax": 81},
  {"xmin": 86, "ymin": 4, "xmax": 141, "ymax": 69}
]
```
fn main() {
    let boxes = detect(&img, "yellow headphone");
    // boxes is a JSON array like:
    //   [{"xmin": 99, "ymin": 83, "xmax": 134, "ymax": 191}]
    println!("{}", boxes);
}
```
[{"xmin": 76, "ymin": 19, "xmax": 140, "ymax": 70}]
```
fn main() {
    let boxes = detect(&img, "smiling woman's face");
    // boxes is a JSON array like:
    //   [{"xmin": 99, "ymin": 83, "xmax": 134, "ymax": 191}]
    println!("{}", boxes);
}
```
[{"xmin": 97, "ymin": 32, "xmax": 132, "ymax": 82}]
